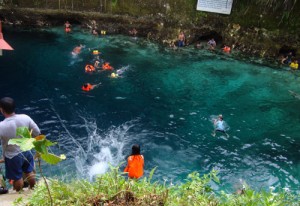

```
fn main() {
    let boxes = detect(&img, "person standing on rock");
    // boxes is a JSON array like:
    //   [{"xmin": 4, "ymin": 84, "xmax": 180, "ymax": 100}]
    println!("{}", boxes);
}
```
[
  {"xmin": 178, "ymin": 31, "xmax": 185, "ymax": 47},
  {"xmin": 0, "ymin": 97, "xmax": 40, "ymax": 191}
]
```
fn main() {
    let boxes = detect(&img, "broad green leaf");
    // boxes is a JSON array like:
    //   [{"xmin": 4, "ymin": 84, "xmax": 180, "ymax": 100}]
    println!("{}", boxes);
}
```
[
  {"xmin": 44, "ymin": 139, "xmax": 56, "ymax": 147},
  {"xmin": 33, "ymin": 140, "xmax": 48, "ymax": 154},
  {"xmin": 41, "ymin": 153, "xmax": 64, "ymax": 165},
  {"xmin": 33, "ymin": 135, "xmax": 56, "ymax": 153},
  {"xmin": 16, "ymin": 127, "xmax": 31, "ymax": 139},
  {"xmin": 8, "ymin": 138, "xmax": 35, "ymax": 151}
]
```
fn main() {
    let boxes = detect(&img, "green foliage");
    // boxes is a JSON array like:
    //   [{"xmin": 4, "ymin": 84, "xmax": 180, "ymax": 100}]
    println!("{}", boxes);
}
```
[
  {"xmin": 219, "ymin": 185, "xmax": 299, "ymax": 206},
  {"xmin": 167, "ymin": 170, "xmax": 219, "ymax": 206},
  {"xmin": 17, "ymin": 165, "xmax": 299, "ymax": 206},
  {"xmin": 8, "ymin": 127, "xmax": 65, "ymax": 165}
]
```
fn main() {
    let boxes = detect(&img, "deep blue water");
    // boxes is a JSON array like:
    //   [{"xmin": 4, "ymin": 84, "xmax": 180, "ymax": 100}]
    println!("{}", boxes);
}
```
[{"xmin": 0, "ymin": 26, "xmax": 300, "ymax": 194}]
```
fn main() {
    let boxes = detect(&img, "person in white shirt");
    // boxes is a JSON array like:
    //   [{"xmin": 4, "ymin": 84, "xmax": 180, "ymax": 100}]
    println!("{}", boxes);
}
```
[{"xmin": 0, "ymin": 97, "xmax": 40, "ymax": 191}]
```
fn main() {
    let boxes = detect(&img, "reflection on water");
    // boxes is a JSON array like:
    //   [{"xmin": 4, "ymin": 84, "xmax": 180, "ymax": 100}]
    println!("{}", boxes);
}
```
[{"xmin": 0, "ymin": 26, "xmax": 300, "ymax": 193}]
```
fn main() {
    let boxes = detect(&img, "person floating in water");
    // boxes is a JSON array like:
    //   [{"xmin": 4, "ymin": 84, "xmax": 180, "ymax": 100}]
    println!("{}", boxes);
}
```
[
  {"xmin": 82, "ymin": 83, "xmax": 99, "ymax": 92},
  {"xmin": 65, "ymin": 21, "xmax": 71, "ymax": 33},
  {"xmin": 94, "ymin": 60, "xmax": 101, "ymax": 69},
  {"xmin": 116, "ymin": 65, "xmax": 130, "ymax": 77},
  {"xmin": 124, "ymin": 144, "xmax": 144, "ymax": 179},
  {"xmin": 212, "ymin": 114, "xmax": 229, "ymax": 137},
  {"xmin": 102, "ymin": 62, "xmax": 114, "ymax": 70},
  {"xmin": 85, "ymin": 64, "xmax": 96, "ymax": 72},
  {"xmin": 72, "ymin": 44, "xmax": 84, "ymax": 56},
  {"xmin": 110, "ymin": 72, "xmax": 119, "ymax": 78}
]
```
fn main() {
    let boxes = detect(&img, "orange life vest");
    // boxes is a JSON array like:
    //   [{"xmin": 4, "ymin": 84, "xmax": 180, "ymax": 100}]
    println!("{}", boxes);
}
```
[
  {"xmin": 223, "ymin": 46, "xmax": 231, "ymax": 53},
  {"xmin": 93, "ymin": 50, "xmax": 100, "ymax": 55},
  {"xmin": 102, "ymin": 63, "xmax": 113, "ymax": 70},
  {"xmin": 82, "ymin": 84, "xmax": 93, "ymax": 91},
  {"xmin": 85, "ymin": 64, "xmax": 95, "ymax": 72},
  {"xmin": 124, "ymin": 155, "xmax": 144, "ymax": 179}
]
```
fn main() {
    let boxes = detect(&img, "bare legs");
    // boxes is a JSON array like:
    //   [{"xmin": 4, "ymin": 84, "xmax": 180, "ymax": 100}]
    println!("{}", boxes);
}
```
[{"xmin": 13, "ymin": 172, "xmax": 35, "ymax": 192}]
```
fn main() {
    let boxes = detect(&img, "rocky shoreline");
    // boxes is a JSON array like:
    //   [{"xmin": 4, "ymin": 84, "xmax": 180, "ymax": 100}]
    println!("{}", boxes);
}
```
[{"xmin": 0, "ymin": 7, "xmax": 299, "ymax": 65}]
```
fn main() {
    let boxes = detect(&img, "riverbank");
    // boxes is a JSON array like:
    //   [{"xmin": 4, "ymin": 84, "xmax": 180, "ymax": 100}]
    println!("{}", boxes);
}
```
[
  {"xmin": 13, "ymin": 168, "xmax": 300, "ymax": 206},
  {"xmin": 0, "ymin": 7, "xmax": 299, "ymax": 64}
]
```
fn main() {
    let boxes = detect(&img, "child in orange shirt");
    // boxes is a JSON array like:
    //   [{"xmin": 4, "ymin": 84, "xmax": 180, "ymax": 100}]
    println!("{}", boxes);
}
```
[{"xmin": 124, "ymin": 145, "xmax": 144, "ymax": 179}]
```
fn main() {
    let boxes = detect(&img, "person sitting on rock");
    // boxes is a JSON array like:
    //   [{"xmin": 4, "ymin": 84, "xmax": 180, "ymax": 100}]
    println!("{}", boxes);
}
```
[
  {"xmin": 290, "ymin": 59, "xmax": 298, "ymax": 70},
  {"xmin": 124, "ymin": 144, "xmax": 144, "ymax": 179},
  {"xmin": 129, "ymin": 28, "xmax": 138, "ymax": 37},
  {"xmin": 207, "ymin": 38, "xmax": 216, "ymax": 50},
  {"xmin": 281, "ymin": 52, "xmax": 293, "ymax": 65}
]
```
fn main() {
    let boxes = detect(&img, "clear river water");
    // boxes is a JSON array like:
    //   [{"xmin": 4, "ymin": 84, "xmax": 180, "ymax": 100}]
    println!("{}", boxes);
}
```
[{"xmin": 0, "ymin": 26, "xmax": 300, "ymax": 194}]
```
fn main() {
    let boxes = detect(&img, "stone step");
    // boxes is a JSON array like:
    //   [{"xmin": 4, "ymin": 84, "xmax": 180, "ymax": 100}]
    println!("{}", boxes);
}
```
[{"xmin": 0, "ymin": 188, "xmax": 32, "ymax": 206}]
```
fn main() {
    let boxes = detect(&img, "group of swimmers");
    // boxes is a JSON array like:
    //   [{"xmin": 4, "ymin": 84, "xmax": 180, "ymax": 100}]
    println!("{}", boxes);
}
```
[
  {"xmin": 71, "ymin": 45, "xmax": 129, "ymax": 92},
  {"xmin": 80, "ymin": 48, "xmax": 117, "ymax": 91}
]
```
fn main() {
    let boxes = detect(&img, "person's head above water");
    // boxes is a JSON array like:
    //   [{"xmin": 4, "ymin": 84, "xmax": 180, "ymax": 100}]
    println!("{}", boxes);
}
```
[
  {"xmin": 131, "ymin": 144, "xmax": 141, "ymax": 155},
  {"xmin": 83, "ymin": 84, "xmax": 88, "ymax": 88},
  {"xmin": 218, "ymin": 114, "xmax": 223, "ymax": 120}
]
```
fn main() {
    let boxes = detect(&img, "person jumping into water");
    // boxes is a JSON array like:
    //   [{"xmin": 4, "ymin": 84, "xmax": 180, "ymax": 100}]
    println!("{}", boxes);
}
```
[{"xmin": 212, "ymin": 114, "xmax": 229, "ymax": 137}]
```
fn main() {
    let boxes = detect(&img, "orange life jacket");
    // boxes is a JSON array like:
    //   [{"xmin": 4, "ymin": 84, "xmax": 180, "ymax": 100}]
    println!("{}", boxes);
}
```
[
  {"xmin": 102, "ymin": 63, "xmax": 113, "ymax": 70},
  {"xmin": 93, "ymin": 50, "xmax": 99, "ymax": 55},
  {"xmin": 223, "ymin": 46, "xmax": 231, "ymax": 53},
  {"xmin": 82, "ymin": 84, "xmax": 93, "ymax": 91},
  {"xmin": 85, "ymin": 65, "xmax": 95, "ymax": 72},
  {"xmin": 124, "ymin": 155, "xmax": 144, "ymax": 179}
]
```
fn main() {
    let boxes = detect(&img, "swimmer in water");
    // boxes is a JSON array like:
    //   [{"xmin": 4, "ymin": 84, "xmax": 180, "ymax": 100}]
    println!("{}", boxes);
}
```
[
  {"xmin": 110, "ymin": 72, "xmax": 118, "ymax": 78},
  {"xmin": 82, "ymin": 83, "xmax": 101, "ymax": 91},
  {"xmin": 94, "ymin": 60, "xmax": 101, "ymax": 69},
  {"xmin": 65, "ymin": 21, "xmax": 71, "ymax": 33},
  {"xmin": 116, "ymin": 65, "xmax": 130, "ymax": 77},
  {"xmin": 212, "ymin": 114, "xmax": 229, "ymax": 137},
  {"xmin": 72, "ymin": 44, "xmax": 84, "ymax": 55}
]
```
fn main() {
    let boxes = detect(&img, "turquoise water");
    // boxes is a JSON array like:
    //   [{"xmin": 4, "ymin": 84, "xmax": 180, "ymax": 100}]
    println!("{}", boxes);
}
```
[{"xmin": 1, "ymin": 26, "xmax": 300, "ymax": 193}]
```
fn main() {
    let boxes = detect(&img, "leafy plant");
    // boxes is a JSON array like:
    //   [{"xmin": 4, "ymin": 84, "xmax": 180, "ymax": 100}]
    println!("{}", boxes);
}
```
[
  {"xmin": 15, "ymin": 164, "xmax": 300, "ymax": 206},
  {"xmin": 8, "ymin": 127, "xmax": 65, "ymax": 206}
]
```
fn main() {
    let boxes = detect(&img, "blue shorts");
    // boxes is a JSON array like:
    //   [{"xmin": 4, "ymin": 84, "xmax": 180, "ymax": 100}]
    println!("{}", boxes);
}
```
[
  {"xmin": 178, "ymin": 40, "xmax": 184, "ymax": 47},
  {"xmin": 5, "ymin": 151, "xmax": 35, "ymax": 180}
]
